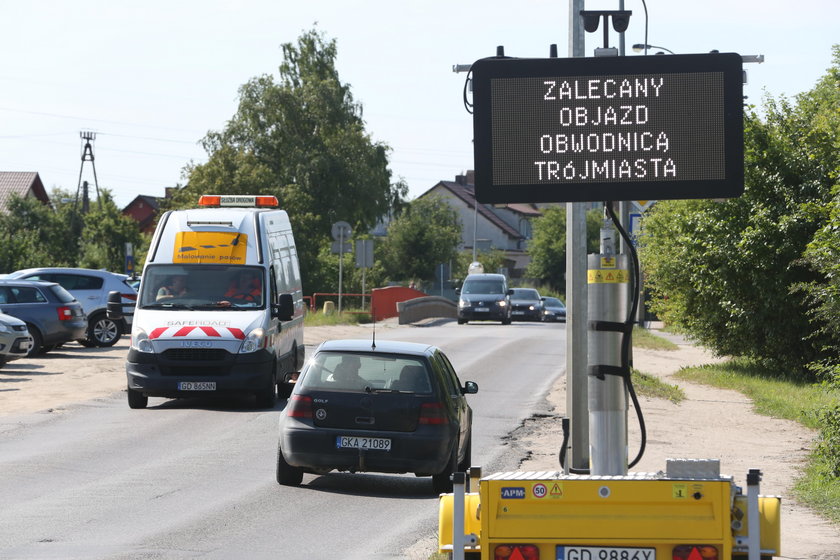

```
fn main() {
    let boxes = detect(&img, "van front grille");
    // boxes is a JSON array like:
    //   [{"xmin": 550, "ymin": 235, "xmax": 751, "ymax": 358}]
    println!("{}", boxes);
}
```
[{"xmin": 163, "ymin": 348, "xmax": 230, "ymax": 362}]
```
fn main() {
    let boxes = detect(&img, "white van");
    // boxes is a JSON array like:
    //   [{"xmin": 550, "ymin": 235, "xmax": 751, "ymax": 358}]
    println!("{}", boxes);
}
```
[{"xmin": 112, "ymin": 195, "xmax": 305, "ymax": 409}]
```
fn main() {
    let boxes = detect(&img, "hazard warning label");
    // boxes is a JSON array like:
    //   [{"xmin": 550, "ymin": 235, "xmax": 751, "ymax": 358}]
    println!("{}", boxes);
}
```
[{"xmin": 587, "ymin": 269, "xmax": 629, "ymax": 284}]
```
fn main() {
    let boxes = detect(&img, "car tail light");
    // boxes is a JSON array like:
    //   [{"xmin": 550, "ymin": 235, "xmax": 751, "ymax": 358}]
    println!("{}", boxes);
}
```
[
  {"xmin": 494, "ymin": 544, "xmax": 539, "ymax": 560},
  {"xmin": 673, "ymin": 545, "xmax": 719, "ymax": 560},
  {"xmin": 419, "ymin": 402, "xmax": 449, "ymax": 425},
  {"xmin": 122, "ymin": 293, "xmax": 137, "ymax": 302},
  {"xmin": 286, "ymin": 395, "xmax": 313, "ymax": 418},
  {"xmin": 57, "ymin": 306, "xmax": 74, "ymax": 321}
]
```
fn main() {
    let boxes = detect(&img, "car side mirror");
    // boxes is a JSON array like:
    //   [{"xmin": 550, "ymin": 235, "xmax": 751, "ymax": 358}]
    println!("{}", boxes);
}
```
[
  {"xmin": 455, "ymin": 287, "xmax": 461, "ymax": 295},
  {"xmin": 462, "ymin": 381, "xmax": 478, "ymax": 394},
  {"xmin": 507, "ymin": 289, "xmax": 514, "ymax": 296},
  {"xmin": 107, "ymin": 290, "xmax": 124, "ymax": 320},
  {"xmin": 273, "ymin": 293, "xmax": 294, "ymax": 321}
]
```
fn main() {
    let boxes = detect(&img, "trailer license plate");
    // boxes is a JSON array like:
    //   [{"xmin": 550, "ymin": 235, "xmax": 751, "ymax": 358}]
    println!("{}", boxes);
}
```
[
  {"xmin": 336, "ymin": 436, "xmax": 391, "ymax": 451},
  {"xmin": 178, "ymin": 381, "xmax": 216, "ymax": 391},
  {"xmin": 556, "ymin": 546, "xmax": 655, "ymax": 560}
]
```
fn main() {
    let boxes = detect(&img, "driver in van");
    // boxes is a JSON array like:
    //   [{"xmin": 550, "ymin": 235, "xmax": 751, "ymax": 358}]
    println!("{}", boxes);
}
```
[{"xmin": 156, "ymin": 274, "xmax": 188, "ymax": 300}]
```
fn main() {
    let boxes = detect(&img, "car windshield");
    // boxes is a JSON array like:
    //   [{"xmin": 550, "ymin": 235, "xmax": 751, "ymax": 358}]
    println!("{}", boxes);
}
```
[
  {"xmin": 545, "ymin": 297, "xmax": 564, "ymax": 307},
  {"xmin": 462, "ymin": 279, "xmax": 504, "ymax": 295},
  {"xmin": 299, "ymin": 351, "xmax": 432, "ymax": 394},
  {"xmin": 513, "ymin": 289, "xmax": 540, "ymax": 300},
  {"xmin": 138, "ymin": 265, "xmax": 264, "ymax": 309}
]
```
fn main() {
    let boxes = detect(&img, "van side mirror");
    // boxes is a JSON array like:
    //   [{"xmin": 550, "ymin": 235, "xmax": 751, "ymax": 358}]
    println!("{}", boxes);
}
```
[
  {"xmin": 455, "ymin": 287, "xmax": 461, "ymax": 295},
  {"xmin": 273, "ymin": 293, "xmax": 294, "ymax": 321},
  {"xmin": 462, "ymin": 381, "xmax": 479, "ymax": 394},
  {"xmin": 107, "ymin": 291, "xmax": 124, "ymax": 320},
  {"xmin": 507, "ymin": 289, "xmax": 514, "ymax": 296}
]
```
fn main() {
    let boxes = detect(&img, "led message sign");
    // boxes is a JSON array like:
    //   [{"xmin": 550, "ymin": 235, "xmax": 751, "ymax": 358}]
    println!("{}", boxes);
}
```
[{"xmin": 471, "ymin": 53, "xmax": 744, "ymax": 203}]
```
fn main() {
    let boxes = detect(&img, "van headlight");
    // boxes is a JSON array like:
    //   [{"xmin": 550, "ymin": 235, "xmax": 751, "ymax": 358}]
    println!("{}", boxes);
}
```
[
  {"xmin": 132, "ymin": 329, "xmax": 154, "ymax": 353},
  {"xmin": 458, "ymin": 298, "xmax": 469, "ymax": 309},
  {"xmin": 240, "ymin": 328, "xmax": 265, "ymax": 354}
]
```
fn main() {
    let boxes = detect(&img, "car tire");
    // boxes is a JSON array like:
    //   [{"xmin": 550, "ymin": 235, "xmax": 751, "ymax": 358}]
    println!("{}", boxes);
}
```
[
  {"xmin": 76, "ymin": 338, "xmax": 95, "ymax": 348},
  {"xmin": 457, "ymin": 319, "xmax": 466, "ymax": 325},
  {"xmin": 276, "ymin": 444, "xmax": 303, "ymax": 486},
  {"xmin": 88, "ymin": 313, "xmax": 121, "ymax": 347},
  {"xmin": 502, "ymin": 316, "xmax": 511, "ymax": 325},
  {"xmin": 25, "ymin": 326, "xmax": 43, "ymax": 357},
  {"xmin": 127, "ymin": 387, "xmax": 148, "ymax": 409},
  {"xmin": 432, "ymin": 444, "xmax": 458, "ymax": 494},
  {"xmin": 457, "ymin": 433, "xmax": 472, "ymax": 473},
  {"xmin": 0, "ymin": 356, "xmax": 6, "ymax": 369}
]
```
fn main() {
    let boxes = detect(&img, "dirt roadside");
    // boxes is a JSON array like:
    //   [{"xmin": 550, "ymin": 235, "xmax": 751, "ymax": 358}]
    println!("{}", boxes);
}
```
[{"xmin": 2, "ymin": 323, "xmax": 839, "ymax": 558}]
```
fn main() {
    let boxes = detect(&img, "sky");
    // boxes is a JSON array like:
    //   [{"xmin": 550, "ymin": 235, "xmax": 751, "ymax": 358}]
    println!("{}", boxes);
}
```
[{"xmin": 2, "ymin": 0, "xmax": 837, "ymax": 210}]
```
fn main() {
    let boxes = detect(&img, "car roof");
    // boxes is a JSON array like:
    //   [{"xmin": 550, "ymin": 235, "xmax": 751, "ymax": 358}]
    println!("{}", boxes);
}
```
[
  {"xmin": 315, "ymin": 338, "xmax": 438, "ymax": 358},
  {"xmin": 0, "ymin": 278, "xmax": 60, "ymax": 288},
  {"xmin": 9, "ymin": 267, "xmax": 129, "ymax": 279}
]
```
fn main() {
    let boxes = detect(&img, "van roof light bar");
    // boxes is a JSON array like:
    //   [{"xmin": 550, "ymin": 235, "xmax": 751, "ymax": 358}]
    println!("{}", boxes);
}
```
[{"xmin": 198, "ymin": 195, "xmax": 279, "ymax": 208}]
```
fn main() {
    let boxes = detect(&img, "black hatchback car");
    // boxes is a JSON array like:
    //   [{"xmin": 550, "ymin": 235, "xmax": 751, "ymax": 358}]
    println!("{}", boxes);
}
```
[{"xmin": 277, "ymin": 339, "xmax": 477, "ymax": 493}]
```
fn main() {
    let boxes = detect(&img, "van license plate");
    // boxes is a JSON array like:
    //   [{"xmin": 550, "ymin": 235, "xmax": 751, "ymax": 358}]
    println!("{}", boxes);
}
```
[
  {"xmin": 475, "ymin": 307, "xmax": 489, "ymax": 312},
  {"xmin": 178, "ymin": 382, "xmax": 216, "ymax": 391},
  {"xmin": 556, "ymin": 546, "xmax": 655, "ymax": 560},
  {"xmin": 336, "ymin": 436, "xmax": 391, "ymax": 451}
]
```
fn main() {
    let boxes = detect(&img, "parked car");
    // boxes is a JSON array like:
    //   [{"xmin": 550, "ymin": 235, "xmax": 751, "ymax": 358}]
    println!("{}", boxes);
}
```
[
  {"xmin": 0, "ymin": 312, "xmax": 33, "ymax": 367},
  {"xmin": 509, "ymin": 288, "xmax": 544, "ymax": 321},
  {"xmin": 456, "ymin": 273, "xmax": 512, "ymax": 325},
  {"xmin": 0, "ymin": 280, "xmax": 87, "ymax": 356},
  {"xmin": 277, "ymin": 339, "xmax": 478, "ymax": 493},
  {"xmin": 7, "ymin": 268, "xmax": 136, "ymax": 347},
  {"xmin": 541, "ymin": 296, "xmax": 567, "ymax": 322}
]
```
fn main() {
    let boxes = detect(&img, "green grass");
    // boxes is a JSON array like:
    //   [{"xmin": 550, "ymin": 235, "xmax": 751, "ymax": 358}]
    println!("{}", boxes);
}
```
[
  {"xmin": 631, "ymin": 368, "xmax": 686, "ymax": 403},
  {"xmin": 674, "ymin": 359, "xmax": 837, "ymax": 429},
  {"xmin": 674, "ymin": 358, "xmax": 840, "ymax": 523},
  {"xmin": 633, "ymin": 326, "xmax": 680, "ymax": 351},
  {"xmin": 303, "ymin": 309, "xmax": 371, "ymax": 326}
]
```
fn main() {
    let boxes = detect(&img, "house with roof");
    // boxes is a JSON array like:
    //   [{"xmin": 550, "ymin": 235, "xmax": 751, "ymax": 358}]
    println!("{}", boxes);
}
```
[
  {"xmin": 418, "ymin": 171, "xmax": 542, "ymax": 279},
  {"xmin": 121, "ymin": 194, "xmax": 161, "ymax": 234},
  {"xmin": 0, "ymin": 172, "xmax": 51, "ymax": 212}
]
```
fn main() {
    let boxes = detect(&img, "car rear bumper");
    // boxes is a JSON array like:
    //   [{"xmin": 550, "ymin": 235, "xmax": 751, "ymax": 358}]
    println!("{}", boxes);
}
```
[
  {"xmin": 44, "ymin": 321, "xmax": 88, "ymax": 345},
  {"xmin": 280, "ymin": 419, "xmax": 454, "ymax": 475},
  {"xmin": 126, "ymin": 348, "xmax": 275, "ymax": 398}
]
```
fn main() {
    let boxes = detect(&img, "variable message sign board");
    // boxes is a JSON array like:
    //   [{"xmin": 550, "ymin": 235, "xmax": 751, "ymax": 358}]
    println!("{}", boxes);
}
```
[{"xmin": 471, "ymin": 53, "xmax": 744, "ymax": 203}]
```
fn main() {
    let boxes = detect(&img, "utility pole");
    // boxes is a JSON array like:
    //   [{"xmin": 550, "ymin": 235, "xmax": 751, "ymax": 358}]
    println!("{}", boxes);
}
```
[
  {"xmin": 565, "ymin": 0, "xmax": 589, "ymax": 474},
  {"xmin": 75, "ymin": 131, "xmax": 101, "ymax": 213}
]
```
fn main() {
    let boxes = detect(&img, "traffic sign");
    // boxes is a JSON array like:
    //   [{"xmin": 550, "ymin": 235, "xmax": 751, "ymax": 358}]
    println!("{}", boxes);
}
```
[{"xmin": 331, "ymin": 221, "xmax": 352, "ymax": 241}]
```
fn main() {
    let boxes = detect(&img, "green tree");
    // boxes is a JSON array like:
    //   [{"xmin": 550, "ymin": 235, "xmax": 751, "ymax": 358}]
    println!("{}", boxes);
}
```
[
  {"xmin": 381, "ymin": 196, "xmax": 461, "ymax": 283},
  {"xmin": 78, "ymin": 191, "xmax": 143, "ymax": 272},
  {"xmin": 179, "ymin": 28, "xmax": 407, "ymax": 293},
  {"xmin": 639, "ymin": 47, "xmax": 840, "ymax": 378},
  {"xmin": 525, "ymin": 206, "xmax": 603, "ymax": 294},
  {"xmin": 0, "ymin": 195, "xmax": 74, "ymax": 271}
]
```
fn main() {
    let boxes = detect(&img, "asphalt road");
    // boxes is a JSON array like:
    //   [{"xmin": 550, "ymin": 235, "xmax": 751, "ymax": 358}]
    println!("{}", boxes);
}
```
[{"xmin": 0, "ymin": 320, "xmax": 566, "ymax": 560}]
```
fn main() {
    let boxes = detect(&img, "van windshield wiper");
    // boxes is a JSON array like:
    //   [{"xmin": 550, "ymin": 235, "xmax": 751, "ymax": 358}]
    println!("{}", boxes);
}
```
[{"xmin": 141, "ymin": 302, "xmax": 196, "ymax": 310}]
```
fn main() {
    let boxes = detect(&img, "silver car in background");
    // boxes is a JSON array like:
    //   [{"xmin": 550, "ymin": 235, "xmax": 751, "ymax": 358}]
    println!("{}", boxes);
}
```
[{"xmin": 0, "ymin": 312, "xmax": 32, "ymax": 367}]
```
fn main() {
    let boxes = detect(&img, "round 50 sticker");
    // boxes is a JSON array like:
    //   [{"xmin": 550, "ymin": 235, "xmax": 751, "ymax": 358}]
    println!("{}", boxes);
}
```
[{"xmin": 532, "ymin": 483, "xmax": 547, "ymax": 498}]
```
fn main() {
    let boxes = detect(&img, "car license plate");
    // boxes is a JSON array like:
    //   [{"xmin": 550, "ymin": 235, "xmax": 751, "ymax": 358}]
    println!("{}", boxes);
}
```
[
  {"xmin": 557, "ymin": 546, "xmax": 655, "ymax": 560},
  {"xmin": 512, "ymin": 310, "xmax": 525, "ymax": 315},
  {"xmin": 178, "ymin": 381, "xmax": 216, "ymax": 391},
  {"xmin": 336, "ymin": 436, "xmax": 391, "ymax": 451},
  {"xmin": 475, "ymin": 307, "xmax": 489, "ymax": 312}
]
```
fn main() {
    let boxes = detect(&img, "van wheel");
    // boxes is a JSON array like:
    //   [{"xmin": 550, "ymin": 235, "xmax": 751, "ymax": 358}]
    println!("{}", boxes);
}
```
[
  {"xmin": 127, "ymin": 387, "xmax": 148, "ymax": 409},
  {"xmin": 255, "ymin": 381, "xmax": 277, "ymax": 409},
  {"xmin": 276, "ymin": 444, "xmax": 303, "ymax": 486},
  {"xmin": 88, "ymin": 313, "xmax": 121, "ymax": 347}
]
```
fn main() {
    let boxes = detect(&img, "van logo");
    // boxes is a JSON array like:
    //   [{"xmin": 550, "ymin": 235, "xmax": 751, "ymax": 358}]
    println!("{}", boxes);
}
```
[{"xmin": 181, "ymin": 340, "xmax": 213, "ymax": 348}]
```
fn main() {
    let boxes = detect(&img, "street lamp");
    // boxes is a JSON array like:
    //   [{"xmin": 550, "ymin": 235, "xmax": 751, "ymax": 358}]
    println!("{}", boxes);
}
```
[{"xmin": 632, "ymin": 43, "xmax": 675, "ymax": 55}]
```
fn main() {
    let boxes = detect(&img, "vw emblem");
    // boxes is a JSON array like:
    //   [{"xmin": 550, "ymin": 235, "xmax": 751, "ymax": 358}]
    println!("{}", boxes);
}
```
[{"xmin": 315, "ymin": 408, "xmax": 327, "ymax": 420}]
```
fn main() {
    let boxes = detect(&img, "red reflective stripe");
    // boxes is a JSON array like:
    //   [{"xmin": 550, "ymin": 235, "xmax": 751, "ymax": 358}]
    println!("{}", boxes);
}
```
[
  {"xmin": 200, "ymin": 326, "xmax": 221, "ymax": 337},
  {"xmin": 149, "ymin": 327, "xmax": 168, "ymax": 339},
  {"xmin": 173, "ymin": 326, "xmax": 196, "ymax": 337},
  {"xmin": 228, "ymin": 328, "xmax": 245, "ymax": 339}
]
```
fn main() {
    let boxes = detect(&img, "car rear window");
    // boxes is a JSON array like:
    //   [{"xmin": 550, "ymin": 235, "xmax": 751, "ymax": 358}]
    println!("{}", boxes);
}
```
[
  {"xmin": 49, "ymin": 285, "xmax": 77, "ymax": 303},
  {"xmin": 300, "ymin": 352, "xmax": 432, "ymax": 393}
]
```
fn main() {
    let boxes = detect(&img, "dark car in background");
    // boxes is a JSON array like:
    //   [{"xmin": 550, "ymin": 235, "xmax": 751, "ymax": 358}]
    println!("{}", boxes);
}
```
[
  {"xmin": 0, "ymin": 280, "xmax": 87, "ymax": 355},
  {"xmin": 541, "ymin": 296, "xmax": 567, "ymax": 322},
  {"xmin": 7, "ymin": 268, "xmax": 136, "ymax": 347},
  {"xmin": 277, "ymin": 339, "xmax": 478, "ymax": 493},
  {"xmin": 509, "ymin": 288, "xmax": 543, "ymax": 321},
  {"xmin": 0, "ymin": 312, "xmax": 32, "ymax": 367},
  {"xmin": 456, "ymin": 273, "xmax": 512, "ymax": 325}
]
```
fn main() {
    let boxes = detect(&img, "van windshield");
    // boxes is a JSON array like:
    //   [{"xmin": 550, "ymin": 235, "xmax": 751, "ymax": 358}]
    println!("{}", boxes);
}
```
[
  {"xmin": 138, "ymin": 265, "xmax": 264, "ymax": 309},
  {"xmin": 462, "ymin": 279, "xmax": 504, "ymax": 295}
]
